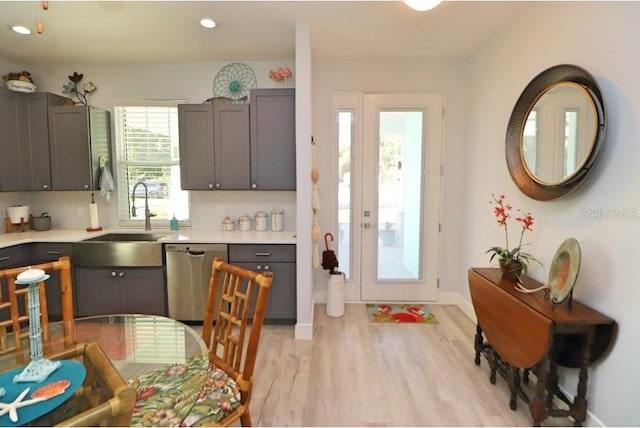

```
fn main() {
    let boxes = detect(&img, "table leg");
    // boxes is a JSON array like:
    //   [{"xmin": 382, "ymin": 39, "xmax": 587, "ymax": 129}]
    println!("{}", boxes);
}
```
[
  {"xmin": 574, "ymin": 330, "xmax": 594, "ymax": 427},
  {"xmin": 530, "ymin": 359, "xmax": 548, "ymax": 426},
  {"xmin": 546, "ymin": 358, "xmax": 558, "ymax": 409},
  {"xmin": 508, "ymin": 365, "xmax": 520, "ymax": 410},
  {"xmin": 474, "ymin": 324, "xmax": 483, "ymax": 366},
  {"xmin": 488, "ymin": 349, "xmax": 497, "ymax": 385}
]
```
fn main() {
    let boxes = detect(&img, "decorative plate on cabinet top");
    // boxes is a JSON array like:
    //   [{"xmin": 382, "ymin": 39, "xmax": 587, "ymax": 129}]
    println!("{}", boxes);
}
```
[{"xmin": 548, "ymin": 237, "xmax": 581, "ymax": 304}]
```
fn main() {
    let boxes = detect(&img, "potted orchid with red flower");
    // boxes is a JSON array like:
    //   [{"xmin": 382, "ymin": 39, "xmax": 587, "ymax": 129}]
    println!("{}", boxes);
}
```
[{"xmin": 486, "ymin": 193, "xmax": 541, "ymax": 278}]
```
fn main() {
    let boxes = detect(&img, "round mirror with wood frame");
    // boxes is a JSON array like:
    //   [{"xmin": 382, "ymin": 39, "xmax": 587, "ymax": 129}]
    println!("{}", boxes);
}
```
[{"xmin": 505, "ymin": 64, "xmax": 605, "ymax": 200}]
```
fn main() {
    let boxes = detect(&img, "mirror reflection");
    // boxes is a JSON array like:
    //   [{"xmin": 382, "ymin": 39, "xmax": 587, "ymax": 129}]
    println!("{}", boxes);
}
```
[{"xmin": 522, "ymin": 83, "xmax": 598, "ymax": 185}]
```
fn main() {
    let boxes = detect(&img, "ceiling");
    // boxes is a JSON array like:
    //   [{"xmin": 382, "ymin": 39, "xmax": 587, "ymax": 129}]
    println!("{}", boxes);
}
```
[{"xmin": 0, "ymin": 1, "xmax": 531, "ymax": 66}]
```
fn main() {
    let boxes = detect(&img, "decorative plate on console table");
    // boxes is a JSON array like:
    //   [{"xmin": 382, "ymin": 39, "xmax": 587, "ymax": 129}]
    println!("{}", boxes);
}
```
[{"xmin": 547, "ymin": 237, "xmax": 581, "ymax": 304}]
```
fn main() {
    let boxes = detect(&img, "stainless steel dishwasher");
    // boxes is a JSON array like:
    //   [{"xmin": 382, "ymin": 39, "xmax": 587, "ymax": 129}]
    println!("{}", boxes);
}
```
[{"xmin": 165, "ymin": 243, "xmax": 227, "ymax": 322}]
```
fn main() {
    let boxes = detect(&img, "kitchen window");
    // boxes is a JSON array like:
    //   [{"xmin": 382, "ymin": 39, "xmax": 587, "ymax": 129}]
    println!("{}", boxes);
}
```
[{"xmin": 114, "ymin": 101, "xmax": 190, "ymax": 227}]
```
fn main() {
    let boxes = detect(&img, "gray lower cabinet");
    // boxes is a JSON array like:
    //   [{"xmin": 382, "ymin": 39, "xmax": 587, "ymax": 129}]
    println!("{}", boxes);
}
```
[
  {"xmin": 74, "ymin": 267, "xmax": 166, "ymax": 317},
  {"xmin": 179, "ymin": 103, "xmax": 250, "ymax": 190},
  {"xmin": 48, "ymin": 105, "xmax": 111, "ymax": 190},
  {"xmin": 0, "ymin": 243, "xmax": 32, "ymax": 269},
  {"xmin": 0, "ymin": 89, "xmax": 68, "ymax": 191},
  {"xmin": 35, "ymin": 242, "xmax": 73, "ymax": 320},
  {"xmin": 0, "ymin": 242, "xmax": 71, "ymax": 321},
  {"xmin": 0, "ymin": 244, "xmax": 33, "ymax": 324},
  {"xmin": 228, "ymin": 244, "xmax": 296, "ymax": 323},
  {"xmin": 249, "ymin": 88, "xmax": 296, "ymax": 190}
]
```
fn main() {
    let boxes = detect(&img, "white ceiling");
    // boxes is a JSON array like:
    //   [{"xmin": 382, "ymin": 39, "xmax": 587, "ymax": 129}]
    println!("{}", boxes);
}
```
[{"xmin": 0, "ymin": 1, "xmax": 531, "ymax": 65}]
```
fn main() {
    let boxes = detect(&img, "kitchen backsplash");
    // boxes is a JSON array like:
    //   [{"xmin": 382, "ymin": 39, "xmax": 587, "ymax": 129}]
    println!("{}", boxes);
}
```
[{"xmin": 1, "ymin": 190, "xmax": 296, "ymax": 232}]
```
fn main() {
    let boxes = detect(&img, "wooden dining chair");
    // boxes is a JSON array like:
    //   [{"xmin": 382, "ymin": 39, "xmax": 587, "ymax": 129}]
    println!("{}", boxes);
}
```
[
  {"xmin": 184, "ymin": 257, "xmax": 273, "ymax": 427},
  {"xmin": 0, "ymin": 255, "xmax": 75, "ymax": 362},
  {"xmin": 0, "ymin": 256, "xmax": 135, "ymax": 427}
]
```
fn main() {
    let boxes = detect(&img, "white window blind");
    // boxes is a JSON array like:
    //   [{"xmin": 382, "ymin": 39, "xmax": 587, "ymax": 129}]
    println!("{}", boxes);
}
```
[
  {"xmin": 125, "ymin": 316, "xmax": 187, "ymax": 364},
  {"xmin": 114, "ymin": 101, "xmax": 189, "ymax": 225}
]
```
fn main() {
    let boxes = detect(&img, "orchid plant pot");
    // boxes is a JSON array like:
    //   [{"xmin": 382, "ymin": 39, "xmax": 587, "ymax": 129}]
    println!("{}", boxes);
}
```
[{"xmin": 499, "ymin": 258, "xmax": 523, "ymax": 280}]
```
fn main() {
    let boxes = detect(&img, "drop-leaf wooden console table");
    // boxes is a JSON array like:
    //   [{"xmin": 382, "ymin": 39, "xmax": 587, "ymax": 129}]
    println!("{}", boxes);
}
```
[{"xmin": 468, "ymin": 268, "xmax": 616, "ymax": 426}]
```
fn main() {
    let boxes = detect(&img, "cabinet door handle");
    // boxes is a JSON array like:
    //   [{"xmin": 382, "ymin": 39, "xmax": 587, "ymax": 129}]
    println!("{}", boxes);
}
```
[
  {"xmin": 254, "ymin": 252, "xmax": 271, "ymax": 257},
  {"xmin": 251, "ymin": 184, "xmax": 257, "ymax": 189},
  {"xmin": 0, "ymin": 256, "xmax": 10, "ymax": 262},
  {"xmin": 83, "ymin": 184, "xmax": 89, "ymax": 189},
  {"xmin": 118, "ymin": 272, "xmax": 125, "ymax": 278},
  {"xmin": 46, "ymin": 250, "xmax": 61, "ymax": 255},
  {"xmin": 43, "ymin": 184, "xmax": 49, "ymax": 190},
  {"xmin": 256, "ymin": 265, "xmax": 262, "ymax": 271},
  {"xmin": 208, "ymin": 183, "xmax": 214, "ymax": 189},
  {"xmin": 111, "ymin": 271, "xmax": 117, "ymax": 277},
  {"xmin": 264, "ymin": 265, "xmax": 270, "ymax": 271}
]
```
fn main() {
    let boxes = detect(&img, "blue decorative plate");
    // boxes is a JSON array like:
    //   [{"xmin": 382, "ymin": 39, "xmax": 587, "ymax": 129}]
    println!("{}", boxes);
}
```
[
  {"xmin": 548, "ymin": 237, "xmax": 581, "ymax": 304},
  {"xmin": 0, "ymin": 360, "xmax": 86, "ymax": 426}
]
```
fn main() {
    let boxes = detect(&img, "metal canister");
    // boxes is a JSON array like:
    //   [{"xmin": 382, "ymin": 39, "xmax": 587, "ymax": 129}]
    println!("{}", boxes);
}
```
[
  {"xmin": 255, "ymin": 211, "xmax": 268, "ymax": 231},
  {"xmin": 238, "ymin": 215, "xmax": 251, "ymax": 231},
  {"xmin": 221, "ymin": 217, "xmax": 235, "ymax": 231},
  {"xmin": 271, "ymin": 209, "xmax": 284, "ymax": 231}
]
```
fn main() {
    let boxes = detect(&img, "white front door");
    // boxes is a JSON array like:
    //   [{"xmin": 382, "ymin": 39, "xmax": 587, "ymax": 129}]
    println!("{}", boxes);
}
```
[{"xmin": 334, "ymin": 92, "xmax": 443, "ymax": 302}]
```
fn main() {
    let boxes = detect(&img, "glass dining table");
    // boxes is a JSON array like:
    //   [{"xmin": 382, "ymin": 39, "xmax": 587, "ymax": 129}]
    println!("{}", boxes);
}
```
[{"xmin": 0, "ymin": 314, "xmax": 209, "ymax": 427}]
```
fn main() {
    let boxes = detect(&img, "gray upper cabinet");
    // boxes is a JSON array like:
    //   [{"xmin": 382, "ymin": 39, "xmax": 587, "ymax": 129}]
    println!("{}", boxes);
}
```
[
  {"xmin": 179, "ymin": 103, "xmax": 250, "ymax": 190},
  {"xmin": 249, "ymin": 88, "xmax": 296, "ymax": 190},
  {"xmin": 179, "ymin": 104, "xmax": 215, "ymax": 190},
  {"xmin": 215, "ymin": 104, "xmax": 251, "ymax": 189},
  {"xmin": 48, "ymin": 105, "xmax": 111, "ymax": 191},
  {"xmin": 0, "ymin": 89, "xmax": 68, "ymax": 191}
]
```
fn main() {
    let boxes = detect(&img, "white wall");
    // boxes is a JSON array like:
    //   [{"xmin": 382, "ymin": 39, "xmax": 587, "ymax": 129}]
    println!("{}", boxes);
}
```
[{"xmin": 465, "ymin": 3, "xmax": 640, "ymax": 426}]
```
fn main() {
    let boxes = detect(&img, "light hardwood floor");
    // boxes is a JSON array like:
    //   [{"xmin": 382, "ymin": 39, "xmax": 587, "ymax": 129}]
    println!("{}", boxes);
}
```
[{"xmin": 247, "ymin": 304, "xmax": 575, "ymax": 427}]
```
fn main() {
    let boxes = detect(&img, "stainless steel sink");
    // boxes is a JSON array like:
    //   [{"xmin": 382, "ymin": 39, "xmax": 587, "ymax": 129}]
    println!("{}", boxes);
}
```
[
  {"xmin": 73, "ymin": 233, "xmax": 167, "ymax": 267},
  {"xmin": 82, "ymin": 232, "xmax": 167, "ymax": 242}
]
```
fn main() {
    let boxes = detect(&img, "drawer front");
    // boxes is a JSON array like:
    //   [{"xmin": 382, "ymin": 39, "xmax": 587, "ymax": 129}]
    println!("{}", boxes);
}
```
[
  {"xmin": 37, "ymin": 242, "xmax": 73, "ymax": 261},
  {"xmin": 0, "ymin": 244, "xmax": 30, "ymax": 269},
  {"xmin": 228, "ymin": 244, "xmax": 295, "ymax": 263}
]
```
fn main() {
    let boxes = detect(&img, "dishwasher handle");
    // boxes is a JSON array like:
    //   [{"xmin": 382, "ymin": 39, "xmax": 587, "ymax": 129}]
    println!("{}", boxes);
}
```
[{"xmin": 187, "ymin": 250, "xmax": 206, "ymax": 257}]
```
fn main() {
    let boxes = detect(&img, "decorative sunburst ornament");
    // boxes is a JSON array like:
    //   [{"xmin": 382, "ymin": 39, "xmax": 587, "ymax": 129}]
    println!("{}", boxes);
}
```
[{"xmin": 212, "ymin": 63, "xmax": 256, "ymax": 102}]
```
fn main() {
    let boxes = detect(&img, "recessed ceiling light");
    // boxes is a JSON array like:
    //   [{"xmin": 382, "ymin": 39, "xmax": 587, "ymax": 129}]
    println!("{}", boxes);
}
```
[
  {"xmin": 403, "ymin": 0, "xmax": 442, "ymax": 12},
  {"xmin": 12, "ymin": 25, "xmax": 32, "ymax": 35},
  {"xmin": 200, "ymin": 18, "xmax": 216, "ymax": 29}
]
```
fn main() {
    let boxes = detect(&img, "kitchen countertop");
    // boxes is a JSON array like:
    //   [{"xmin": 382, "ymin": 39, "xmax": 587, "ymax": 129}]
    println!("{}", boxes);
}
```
[{"xmin": 0, "ymin": 228, "xmax": 297, "ymax": 249}]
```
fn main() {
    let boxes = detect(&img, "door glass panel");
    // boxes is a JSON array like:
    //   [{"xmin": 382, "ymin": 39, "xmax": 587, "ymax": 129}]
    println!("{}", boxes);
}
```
[
  {"xmin": 337, "ymin": 110, "xmax": 353, "ymax": 279},
  {"xmin": 377, "ymin": 111, "xmax": 423, "ymax": 280}
]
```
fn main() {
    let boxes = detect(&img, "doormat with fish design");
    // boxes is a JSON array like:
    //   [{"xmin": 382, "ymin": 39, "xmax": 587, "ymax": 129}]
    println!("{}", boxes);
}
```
[{"xmin": 366, "ymin": 303, "xmax": 438, "ymax": 323}]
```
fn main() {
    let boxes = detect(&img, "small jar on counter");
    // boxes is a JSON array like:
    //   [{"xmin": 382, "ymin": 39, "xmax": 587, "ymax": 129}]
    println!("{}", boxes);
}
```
[
  {"xmin": 221, "ymin": 217, "xmax": 235, "ymax": 231},
  {"xmin": 254, "ymin": 211, "xmax": 268, "ymax": 231},
  {"xmin": 271, "ymin": 209, "xmax": 284, "ymax": 231},
  {"xmin": 238, "ymin": 215, "xmax": 251, "ymax": 231}
]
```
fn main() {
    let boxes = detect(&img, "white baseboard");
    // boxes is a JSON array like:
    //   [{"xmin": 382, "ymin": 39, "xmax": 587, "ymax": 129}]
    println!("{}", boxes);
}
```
[{"xmin": 294, "ymin": 322, "xmax": 313, "ymax": 340}]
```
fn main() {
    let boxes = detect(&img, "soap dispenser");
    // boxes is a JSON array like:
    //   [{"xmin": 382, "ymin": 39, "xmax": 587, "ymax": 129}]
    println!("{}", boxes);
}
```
[{"xmin": 170, "ymin": 214, "xmax": 179, "ymax": 231}]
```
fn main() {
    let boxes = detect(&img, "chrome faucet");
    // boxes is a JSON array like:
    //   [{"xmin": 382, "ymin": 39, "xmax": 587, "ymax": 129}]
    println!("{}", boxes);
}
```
[{"xmin": 131, "ymin": 181, "xmax": 156, "ymax": 230}]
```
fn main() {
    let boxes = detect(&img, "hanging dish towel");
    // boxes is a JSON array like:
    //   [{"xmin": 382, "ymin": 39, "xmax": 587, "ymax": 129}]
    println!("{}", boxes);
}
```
[{"xmin": 99, "ymin": 166, "xmax": 115, "ymax": 202}]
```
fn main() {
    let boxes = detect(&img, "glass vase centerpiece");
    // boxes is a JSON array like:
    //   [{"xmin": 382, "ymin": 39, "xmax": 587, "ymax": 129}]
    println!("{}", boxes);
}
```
[
  {"xmin": 486, "ymin": 194, "xmax": 540, "ymax": 280},
  {"xmin": 13, "ymin": 268, "xmax": 61, "ymax": 383}
]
